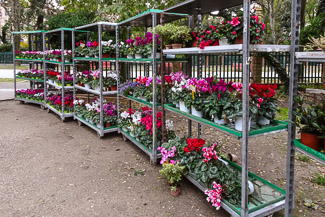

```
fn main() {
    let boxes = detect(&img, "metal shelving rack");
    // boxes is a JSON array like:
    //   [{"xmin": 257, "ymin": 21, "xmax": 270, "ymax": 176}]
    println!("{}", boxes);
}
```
[
  {"xmin": 12, "ymin": 30, "xmax": 46, "ymax": 106},
  {"xmin": 43, "ymin": 28, "xmax": 76, "ymax": 120},
  {"xmin": 117, "ymin": 9, "xmax": 190, "ymax": 164},
  {"xmin": 73, "ymin": 22, "xmax": 119, "ymax": 137},
  {"xmin": 163, "ymin": 0, "xmax": 292, "ymax": 216},
  {"xmin": 285, "ymin": 0, "xmax": 325, "ymax": 216}
]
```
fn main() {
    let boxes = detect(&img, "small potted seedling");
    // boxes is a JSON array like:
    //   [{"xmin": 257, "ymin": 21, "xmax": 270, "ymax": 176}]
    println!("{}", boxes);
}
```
[{"xmin": 159, "ymin": 162, "xmax": 186, "ymax": 197}]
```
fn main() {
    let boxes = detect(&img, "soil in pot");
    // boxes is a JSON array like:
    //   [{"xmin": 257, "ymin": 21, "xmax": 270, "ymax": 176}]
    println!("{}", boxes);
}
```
[
  {"xmin": 170, "ymin": 186, "xmax": 181, "ymax": 197},
  {"xmin": 301, "ymin": 131, "xmax": 320, "ymax": 151},
  {"xmin": 171, "ymin": 44, "xmax": 182, "ymax": 49}
]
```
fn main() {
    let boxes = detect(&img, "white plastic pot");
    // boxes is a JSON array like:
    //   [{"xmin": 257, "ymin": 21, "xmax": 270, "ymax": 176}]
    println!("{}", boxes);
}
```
[
  {"xmin": 84, "ymin": 83, "xmax": 91, "ymax": 89},
  {"xmin": 135, "ymin": 54, "xmax": 142, "ymax": 59},
  {"xmin": 166, "ymin": 54, "xmax": 175, "ymax": 59},
  {"xmin": 94, "ymin": 86, "xmax": 101, "ymax": 92},
  {"xmin": 214, "ymin": 116, "xmax": 225, "ymax": 125},
  {"xmin": 219, "ymin": 37, "xmax": 229, "ymax": 46},
  {"xmin": 130, "ymin": 132, "xmax": 135, "ymax": 137},
  {"xmin": 248, "ymin": 180, "xmax": 255, "ymax": 195},
  {"xmin": 127, "ymin": 54, "xmax": 134, "ymax": 59},
  {"xmin": 96, "ymin": 123, "xmax": 101, "ymax": 129},
  {"xmin": 179, "ymin": 101, "xmax": 190, "ymax": 113},
  {"xmin": 175, "ymin": 102, "xmax": 180, "ymax": 108},
  {"xmin": 191, "ymin": 106, "xmax": 203, "ymax": 118},
  {"xmin": 85, "ymin": 55, "xmax": 90, "ymax": 58},
  {"xmin": 149, "ymin": 52, "xmax": 161, "ymax": 59},
  {"xmin": 235, "ymin": 116, "xmax": 251, "ymax": 131},
  {"xmin": 122, "ymin": 127, "xmax": 128, "ymax": 132},
  {"xmin": 257, "ymin": 116, "xmax": 270, "ymax": 126},
  {"xmin": 48, "ymin": 79, "xmax": 53, "ymax": 84},
  {"xmin": 139, "ymin": 97, "xmax": 147, "ymax": 101}
]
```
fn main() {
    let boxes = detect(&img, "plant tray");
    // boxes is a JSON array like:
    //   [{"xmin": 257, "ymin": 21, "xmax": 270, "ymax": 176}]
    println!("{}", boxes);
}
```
[
  {"xmin": 164, "ymin": 104, "xmax": 288, "ymax": 139},
  {"xmin": 294, "ymin": 139, "xmax": 325, "ymax": 164},
  {"xmin": 16, "ymin": 76, "xmax": 44, "ymax": 82},
  {"xmin": 186, "ymin": 158, "xmax": 285, "ymax": 216},
  {"xmin": 119, "ymin": 94, "xmax": 161, "ymax": 108}
]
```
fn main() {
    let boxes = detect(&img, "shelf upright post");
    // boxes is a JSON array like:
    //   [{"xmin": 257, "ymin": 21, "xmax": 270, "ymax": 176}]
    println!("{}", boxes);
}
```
[
  {"xmin": 160, "ymin": 12, "xmax": 167, "ymax": 142},
  {"xmin": 61, "ymin": 29, "xmax": 65, "ymax": 119},
  {"xmin": 72, "ymin": 29, "xmax": 76, "ymax": 118},
  {"xmin": 127, "ymin": 26, "xmax": 132, "ymax": 109},
  {"xmin": 98, "ymin": 24, "xmax": 104, "ymax": 137},
  {"xmin": 43, "ymin": 32, "xmax": 46, "ymax": 103},
  {"xmin": 285, "ymin": 0, "xmax": 301, "ymax": 216},
  {"xmin": 12, "ymin": 33, "xmax": 16, "ymax": 98},
  {"xmin": 151, "ymin": 12, "xmax": 158, "ymax": 164},
  {"xmin": 197, "ymin": 11, "xmax": 202, "ymax": 138},
  {"xmin": 241, "ymin": 0, "xmax": 251, "ymax": 216},
  {"xmin": 116, "ymin": 25, "xmax": 120, "ymax": 119},
  {"xmin": 187, "ymin": 15, "xmax": 193, "ymax": 138}
]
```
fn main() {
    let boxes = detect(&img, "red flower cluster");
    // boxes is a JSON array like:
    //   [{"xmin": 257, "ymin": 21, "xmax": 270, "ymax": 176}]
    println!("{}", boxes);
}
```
[
  {"xmin": 250, "ymin": 83, "xmax": 277, "ymax": 99},
  {"xmin": 75, "ymin": 40, "xmax": 84, "ymax": 47},
  {"xmin": 140, "ymin": 111, "xmax": 162, "ymax": 134},
  {"xmin": 193, "ymin": 25, "xmax": 219, "ymax": 49},
  {"xmin": 136, "ymin": 76, "xmax": 148, "ymax": 84},
  {"xmin": 184, "ymin": 138, "xmax": 206, "ymax": 153},
  {"xmin": 47, "ymin": 70, "xmax": 59, "ymax": 77},
  {"xmin": 91, "ymin": 41, "xmax": 99, "ymax": 47},
  {"xmin": 165, "ymin": 75, "xmax": 172, "ymax": 84}
]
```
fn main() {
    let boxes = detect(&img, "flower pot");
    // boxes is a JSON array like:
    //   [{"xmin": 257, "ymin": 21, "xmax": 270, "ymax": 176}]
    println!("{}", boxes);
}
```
[
  {"xmin": 248, "ymin": 181, "xmax": 255, "ymax": 195},
  {"xmin": 149, "ymin": 52, "xmax": 161, "ymax": 59},
  {"xmin": 323, "ymin": 83, "xmax": 325, "ymax": 89},
  {"xmin": 94, "ymin": 55, "xmax": 99, "ymax": 58},
  {"xmin": 85, "ymin": 55, "xmax": 90, "ymax": 58},
  {"xmin": 301, "ymin": 131, "xmax": 320, "ymax": 151},
  {"xmin": 48, "ymin": 79, "xmax": 53, "ymax": 84},
  {"xmin": 130, "ymin": 132, "xmax": 135, "ymax": 137},
  {"xmin": 257, "ymin": 116, "xmax": 270, "ymax": 126},
  {"xmin": 58, "ymin": 59, "xmax": 62, "ymax": 62},
  {"xmin": 65, "ymin": 60, "xmax": 70, "ymax": 63},
  {"xmin": 84, "ymin": 83, "xmax": 91, "ymax": 89},
  {"xmin": 127, "ymin": 54, "xmax": 134, "ymax": 59},
  {"xmin": 166, "ymin": 54, "xmax": 175, "ymax": 59},
  {"xmin": 214, "ymin": 116, "xmax": 225, "ymax": 125},
  {"xmin": 139, "ymin": 97, "xmax": 147, "ymax": 101},
  {"xmin": 165, "ymin": 45, "xmax": 172, "ymax": 49},
  {"xmin": 191, "ymin": 106, "xmax": 203, "ymax": 118},
  {"xmin": 234, "ymin": 116, "xmax": 251, "ymax": 132},
  {"xmin": 179, "ymin": 101, "xmax": 190, "ymax": 113},
  {"xmin": 66, "ymin": 84, "xmax": 72, "ymax": 86},
  {"xmin": 110, "ymin": 86, "xmax": 117, "ymax": 91},
  {"xmin": 78, "ymin": 83, "xmax": 84, "ymax": 87},
  {"xmin": 135, "ymin": 54, "xmax": 142, "ymax": 59},
  {"xmin": 111, "ymin": 54, "xmax": 117, "ymax": 58},
  {"xmin": 94, "ymin": 86, "xmax": 101, "ymax": 92},
  {"xmin": 175, "ymin": 102, "xmax": 180, "ymax": 108},
  {"xmin": 228, "ymin": 153, "xmax": 238, "ymax": 163},
  {"xmin": 105, "ymin": 122, "xmax": 112, "ymax": 128},
  {"xmin": 171, "ymin": 44, "xmax": 182, "ymax": 49},
  {"xmin": 96, "ymin": 123, "xmax": 101, "ymax": 129},
  {"xmin": 170, "ymin": 187, "xmax": 181, "ymax": 197},
  {"xmin": 102, "ymin": 53, "xmax": 109, "ymax": 58},
  {"xmin": 122, "ymin": 126, "xmax": 128, "ymax": 132},
  {"xmin": 219, "ymin": 37, "xmax": 229, "ymax": 46},
  {"xmin": 235, "ymin": 35, "xmax": 243, "ymax": 44}
]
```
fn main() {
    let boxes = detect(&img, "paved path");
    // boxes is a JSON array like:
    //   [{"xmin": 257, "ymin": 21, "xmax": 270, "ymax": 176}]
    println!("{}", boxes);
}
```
[{"xmin": 0, "ymin": 81, "xmax": 29, "ymax": 101}]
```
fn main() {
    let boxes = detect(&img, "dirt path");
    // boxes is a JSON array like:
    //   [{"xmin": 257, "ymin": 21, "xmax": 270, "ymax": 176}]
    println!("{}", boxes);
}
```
[{"xmin": 0, "ymin": 101, "xmax": 324, "ymax": 217}]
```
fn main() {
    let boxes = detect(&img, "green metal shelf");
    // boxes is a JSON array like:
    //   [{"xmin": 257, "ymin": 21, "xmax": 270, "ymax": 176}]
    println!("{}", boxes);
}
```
[
  {"xmin": 45, "ymin": 60, "xmax": 73, "ymax": 65},
  {"xmin": 15, "ymin": 97, "xmax": 44, "ymax": 105},
  {"xmin": 74, "ymin": 57, "xmax": 187, "ymax": 63},
  {"xmin": 16, "ymin": 76, "xmax": 44, "ymax": 82},
  {"xmin": 185, "ymin": 158, "xmax": 286, "ymax": 217},
  {"xmin": 164, "ymin": 104, "xmax": 288, "ymax": 139},
  {"xmin": 294, "ymin": 139, "xmax": 325, "ymax": 165},
  {"xmin": 119, "ymin": 94, "xmax": 161, "ymax": 108},
  {"xmin": 75, "ymin": 115, "xmax": 118, "ymax": 134},
  {"xmin": 14, "ymin": 58, "xmax": 43, "ymax": 62}
]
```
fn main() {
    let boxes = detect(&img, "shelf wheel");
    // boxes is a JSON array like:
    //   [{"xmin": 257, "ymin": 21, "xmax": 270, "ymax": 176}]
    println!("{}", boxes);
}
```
[
  {"xmin": 40, "ymin": 105, "xmax": 45, "ymax": 110},
  {"xmin": 122, "ymin": 135, "xmax": 128, "ymax": 142},
  {"xmin": 47, "ymin": 108, "xmax": 51, "ymax": 113},
  {"xmin": 97, "ymin": 132, "xmax": 103, "ymax": 139},
  {"xmin": 19, "ymin": 101, "xmax": 24, "ymax": 104},
  {"xmin": 77, "ymin": 120, "xmax": 83, "ymax": 126}
]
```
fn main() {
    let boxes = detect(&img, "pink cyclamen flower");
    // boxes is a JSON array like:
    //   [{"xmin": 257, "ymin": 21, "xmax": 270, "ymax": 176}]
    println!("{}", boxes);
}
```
[
  {"xmin": 157, "ymin": 146, "xmax": 176, "ymax": 165},
  {"xmin": 205, "ymin": 182, "xmax": 222, "ymax": 210},
  {"xmin": 232, "ymin": 31, "xmax": 237, "ymax": 35}
]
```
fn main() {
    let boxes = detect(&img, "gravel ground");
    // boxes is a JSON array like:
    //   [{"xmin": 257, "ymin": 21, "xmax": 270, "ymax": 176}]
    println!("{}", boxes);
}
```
[{"xmin": 0, "ymin": 100, "xmax": 324, "ymax": 217}]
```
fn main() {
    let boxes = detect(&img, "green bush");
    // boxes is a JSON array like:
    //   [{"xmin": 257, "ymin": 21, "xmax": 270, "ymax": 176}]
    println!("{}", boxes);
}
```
[{"xmin": 0, "ymin": 43, "xmax": 12, "ymax": 52}]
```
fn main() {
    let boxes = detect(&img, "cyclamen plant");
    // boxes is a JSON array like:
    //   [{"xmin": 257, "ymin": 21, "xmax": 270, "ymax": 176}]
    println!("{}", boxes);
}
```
[{"xmin": 205, "ymin": 182, "xmax": 223, "ymax": 210}]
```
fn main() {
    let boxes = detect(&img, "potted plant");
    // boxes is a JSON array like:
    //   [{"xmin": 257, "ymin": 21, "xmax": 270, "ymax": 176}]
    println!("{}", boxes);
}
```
[
  {"xmin": 89, "ymin": 70, "xmax": 101, "ymax": 91},
  {"xmin": 159, "ymin": 162, "xmax": 186, "ymax": 197},
  {"xmin": 155, "ymin": 24, "xmax": 174, "ymax": 49},
  {"xmin": 193, "ymin": 25, "xmax": 219, "ymax": 49},
  {"xmin": 294, "ymin": 96, "xmax": 324, "ymax": 151},
  {"xmin": 170, "ymin": 25, "xmax": 192, "ymax": 49}
]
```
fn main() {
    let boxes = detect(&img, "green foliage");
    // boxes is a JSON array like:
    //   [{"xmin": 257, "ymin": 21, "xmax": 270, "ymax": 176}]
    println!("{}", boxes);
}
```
[
  {"xmin": 312, "ymin": 173, "xmax": 325, "ymax": 186},
  {"xmin": 300, "ymin": 13, "xmax": 325, "ymax": 45},
  {"xmin": 295, "ymin": 154, "xmax": 311, "ymax": 162},
  {"xmin": 159, "ymin": 162, "xmax": 187, "ymax": 186},
  {"xmin": 224, "ymin": 100, "xmax": 258, "ymax": 120},
  {"xmin": 46, "ymin": 10, "xmax": 96, "ymax": 30},
  {"xmin": 133, "ymin": 85, "xmax": 148, "ymax": 98},
  {"xmin": 203, "ymin": 93, "xmax": 230, "ymax": 120},
  {"xmin": 275, "ymin": 107, "xmax": 289, "ymax": 121},
  {"xmin": 0, "ymin": 43, "xmax": 12, "ymax": 52}
]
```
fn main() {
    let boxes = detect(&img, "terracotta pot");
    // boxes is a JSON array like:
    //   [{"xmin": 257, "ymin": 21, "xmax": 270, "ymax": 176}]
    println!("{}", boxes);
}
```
[
  {"xmin": 170, "ymin": 187, "xmax": 181, "ymax": 197},
  {"xmin": 228, "ymin": 153, "xmax": 238, "ymax": 163},
  {"xmin": 102, "ymin": 53, "xmax": 109, "ymax": 58},
  {"xmin": 301, "ymin": 131, "xmax": 320, "ymax": 151},
  {"xmin": 234, "ymin": 35, "xmax": 243, "ymax": 44},
  {"xmin": 78, "ymin": 83, "xmax": 84, "ymax": 87},
  {"xmin": 171, "ymin": 44, "xmax": 182, "ymax": 49},
  {"xmin": 165, "ymin": 45, "xmax": 172, "ymax": 49},
  {"xmin": 110, "ymin": 86, "xmax": 117, "ymax": 91},
  {"xmin": 111, "ymin": 54, "xmax": 117, "ymax": 58},
  {"xmin": 323, "ymin": 83, "xmax": 325, "ymax": 89},
  {"xmin": 58, "ymin": 59, "xmax": 62, "ymax": 62},
  {"xmin": 105, "ymin": 122, "xmax": 112, "ymax": 128}
]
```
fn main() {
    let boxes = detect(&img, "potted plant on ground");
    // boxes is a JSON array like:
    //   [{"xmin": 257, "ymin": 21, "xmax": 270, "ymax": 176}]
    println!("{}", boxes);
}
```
[{"xmin": 159, "ymin": 162, "xmax": 186, "ymax": 197}]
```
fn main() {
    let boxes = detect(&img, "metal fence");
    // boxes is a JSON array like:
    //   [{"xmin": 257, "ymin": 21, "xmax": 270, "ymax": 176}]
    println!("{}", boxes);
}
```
[{"xmin": 0, "ymin": 52, "xmax": 13, "ymax": 64}]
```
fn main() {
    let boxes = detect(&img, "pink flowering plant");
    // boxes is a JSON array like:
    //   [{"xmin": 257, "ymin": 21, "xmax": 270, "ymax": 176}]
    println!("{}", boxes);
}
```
[
  {"xmin": 184, "ymin": 77, "xmax": 211, "ymax": 112},
  {"xmin": 205, "ymin": 182, "xmax": 223, "ymax": 210}
]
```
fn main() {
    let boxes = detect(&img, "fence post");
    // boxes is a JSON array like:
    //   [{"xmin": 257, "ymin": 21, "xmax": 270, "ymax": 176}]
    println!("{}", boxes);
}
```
[{"xmin": 251, "ymin": 55, "xmax": 263, "ymax": 83}]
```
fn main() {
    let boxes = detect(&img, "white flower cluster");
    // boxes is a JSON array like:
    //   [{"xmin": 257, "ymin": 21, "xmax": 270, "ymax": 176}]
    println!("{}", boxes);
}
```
[
  {"xmin": 106, "ymin": 71, "xmax": 118, "ymax": 80},
  {"xmin": 76, "ymin": 71, "xmax": 88, "ymax": 78},
  {"xmin": 85, "ymin": 99, "xmax": 100, "ymax": 111},
  {"xmin": 102, "ymin": 40, "xmax": 116, "ymax": 48},
  {"xmin": 73, "ymin": 99, "xmax": 84, "ymax": 105},
  {"xmin": 131, "ymin": 111, "xmax": 142, "ymax": 125},
  {"xmin": 165, "ymin": 119, "xmax": 174, "ymax": 131},
  {"xmin": 120, "ymin": 111, "xmax": 131, "ymax": 119},
  {"xmin": 34, "ymin": 93, "xmax": 44, "ymax": 98}
]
